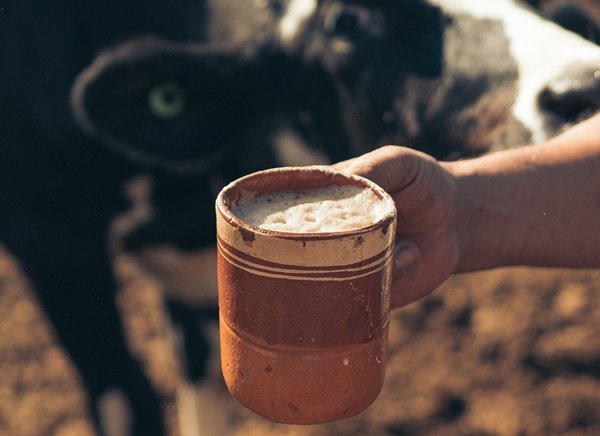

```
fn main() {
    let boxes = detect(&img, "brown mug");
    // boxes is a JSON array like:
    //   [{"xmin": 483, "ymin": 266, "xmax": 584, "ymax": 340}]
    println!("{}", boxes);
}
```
[{"xmin": 215, "ymin": 166, "xmax": 397, "ymax": 424}]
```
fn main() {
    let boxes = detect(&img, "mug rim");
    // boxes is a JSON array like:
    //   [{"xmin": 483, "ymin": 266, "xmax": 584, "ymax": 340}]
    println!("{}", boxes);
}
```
[{"xmin": 215, "ymin": 166, "xmax": 397, "ymax": 240}]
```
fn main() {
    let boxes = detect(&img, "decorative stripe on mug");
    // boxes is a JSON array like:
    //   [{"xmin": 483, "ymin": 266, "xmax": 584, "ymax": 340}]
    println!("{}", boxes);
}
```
[{"xmin": 217, "ymin": 238, "xmax": 392, "ymax": 281}]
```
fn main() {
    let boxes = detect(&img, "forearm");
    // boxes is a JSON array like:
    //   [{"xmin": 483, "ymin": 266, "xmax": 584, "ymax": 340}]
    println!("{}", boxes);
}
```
[{"xmin": 446, "ymin": 114, "xmax": 600, "ymax": 272}]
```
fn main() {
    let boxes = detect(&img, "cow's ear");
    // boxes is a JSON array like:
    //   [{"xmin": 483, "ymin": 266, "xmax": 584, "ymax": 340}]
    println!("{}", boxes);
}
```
[{"xmin": 71, "ymin": 37, "xmax": 264, "ymax": 174}]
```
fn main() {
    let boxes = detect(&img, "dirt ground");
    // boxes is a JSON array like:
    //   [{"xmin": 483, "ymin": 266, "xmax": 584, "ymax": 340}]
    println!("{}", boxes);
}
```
[{"xmin": 2, "ymin": 244, "xmax": 600, "ymax": 436}]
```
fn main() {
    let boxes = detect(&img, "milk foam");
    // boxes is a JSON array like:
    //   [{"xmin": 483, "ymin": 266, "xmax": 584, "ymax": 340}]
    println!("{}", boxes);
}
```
[{"xmin": 233, "ymin": 184, "xmax": 390, "ymax": 233}]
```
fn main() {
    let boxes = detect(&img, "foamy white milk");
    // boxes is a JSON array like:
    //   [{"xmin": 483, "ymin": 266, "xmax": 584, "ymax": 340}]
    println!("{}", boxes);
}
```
[{"xmin": 233, "ymin": 184, "xmax": 390, "ymax": 233}]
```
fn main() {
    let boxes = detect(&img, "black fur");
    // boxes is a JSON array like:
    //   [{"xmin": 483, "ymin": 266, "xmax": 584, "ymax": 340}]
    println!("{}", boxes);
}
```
[{"xmin": 524, "ymin": 0, "xmax": 600, "ymax": 44}]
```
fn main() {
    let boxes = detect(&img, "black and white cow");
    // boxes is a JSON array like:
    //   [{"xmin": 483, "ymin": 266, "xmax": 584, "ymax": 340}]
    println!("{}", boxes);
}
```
[
  {"xmin": 69, "ymin": 34, "xmax": 339, "ymax": 426},
  {"xmin": 279, "ymin": 0, "xmax": 600, "ymax": 160}
]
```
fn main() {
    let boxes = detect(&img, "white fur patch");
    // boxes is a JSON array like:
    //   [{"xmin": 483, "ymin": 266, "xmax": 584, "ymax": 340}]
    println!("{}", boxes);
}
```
[
  {"xmin": 191, "ymin": 323, "xmax": 234, "ymax": 436},
  {"xmin": 176, "ymin": 383, "xmax": 202, "ymax": 436},
  {"xmin": 109, "ymin": 175, "xmax": 154, "ymax": 253},
  {"xmin": 172, "ymin": 322, "xmax": 236, "ymax": 436},
  {"xmin": 279, "ymin": 0, "xmax": 317, "ymax": 48},
  {"xmin": 272, "ymin": 126, "xmax": 330, "ymax": 166},
  {"xmin": 432, "ymin": 0, "xmax": 600, "ymax": 141},
  {"xmin": 136, "ymin": 245, "xmax": 218, "ymax": 306},
  {"xmin": 98, "ymin": 388, "xmax": 132, "ymax": 436},
  {"xmin": 110, "ymin": 174, "xmax": 218, "ymax": 306}
]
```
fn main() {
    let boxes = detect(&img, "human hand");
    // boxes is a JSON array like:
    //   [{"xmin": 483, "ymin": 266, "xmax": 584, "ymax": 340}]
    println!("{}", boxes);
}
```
[{"xmin": 333, "ymin": 146, "xmax": 461, "ymax": 308}]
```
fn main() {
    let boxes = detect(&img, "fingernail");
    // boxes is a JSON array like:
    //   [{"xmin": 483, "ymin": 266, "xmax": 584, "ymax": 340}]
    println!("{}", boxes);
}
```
[{"xmin": 393, "ymin": 242, "xmax": 420, "ymax": 277}]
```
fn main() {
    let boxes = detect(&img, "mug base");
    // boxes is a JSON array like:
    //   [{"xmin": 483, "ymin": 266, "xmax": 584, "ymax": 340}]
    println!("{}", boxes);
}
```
[{"xmin": 220, "ymin": 317, "xmax": 388, "ymax": 425}]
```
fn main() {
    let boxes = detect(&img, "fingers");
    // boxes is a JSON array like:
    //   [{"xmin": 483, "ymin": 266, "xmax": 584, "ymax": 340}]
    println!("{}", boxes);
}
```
[
  {"xmin": 332, "ymin": 146, "xmax": 406, "ymax": 191},
  {"xmin": 389, "ymin": 259, "xmax": 450, "ymax": 308},
  {"xmin": 389, "ymin": 269, "xmax": 441, "ymax": 308},
  {"xmin": 392, "ymin": 241, "xmax": 421, "ymax": 274},
  {"xmin": 333, "ymin": 145, "xmax": 439, "ymax": 195},
  {"xmin": 390, "ymin": 241, "xmax": 434, "ymax": 308},
  {"xmin": 389, "ymin": 238, "xmax": 458, "ymax": 309}
]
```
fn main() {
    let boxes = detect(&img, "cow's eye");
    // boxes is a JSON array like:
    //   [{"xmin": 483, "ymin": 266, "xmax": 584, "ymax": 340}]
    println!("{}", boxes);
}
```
[
  {"xmin": 325, "ymin": 4, "xmax": 372, "ymax": 35},
  {"xmin": 148, "ymin": 82, "xmax": 186, "ymax": 119}
]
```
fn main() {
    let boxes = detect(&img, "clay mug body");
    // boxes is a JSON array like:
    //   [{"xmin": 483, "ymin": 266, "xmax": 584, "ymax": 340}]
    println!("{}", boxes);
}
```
[{"xmin": 215, "ymin": 167, "xmax": 397, "ymax": 424}]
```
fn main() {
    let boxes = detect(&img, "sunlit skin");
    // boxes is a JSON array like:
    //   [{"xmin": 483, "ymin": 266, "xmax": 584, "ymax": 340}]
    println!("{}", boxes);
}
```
[{"xmin": 334, "ymin": 113, "xmax": 600, "ymax": 308}]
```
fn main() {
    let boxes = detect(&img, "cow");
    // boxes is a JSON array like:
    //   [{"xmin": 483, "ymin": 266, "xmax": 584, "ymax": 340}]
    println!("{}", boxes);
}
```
[{"xmin": 279, "ymin": 0, "xmax": 600, "ymax": 161}]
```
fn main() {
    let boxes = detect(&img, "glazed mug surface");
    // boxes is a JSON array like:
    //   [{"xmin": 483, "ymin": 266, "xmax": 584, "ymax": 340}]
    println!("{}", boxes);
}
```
[{"xmin": 215, "ymin": 166, "xmax": 397, "ymax": 424}]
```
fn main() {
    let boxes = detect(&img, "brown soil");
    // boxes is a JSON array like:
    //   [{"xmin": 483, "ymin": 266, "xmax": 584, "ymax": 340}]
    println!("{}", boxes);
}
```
[{"xmin": 2, "ymin": 245, "xmax": 600, "ymax": 435}]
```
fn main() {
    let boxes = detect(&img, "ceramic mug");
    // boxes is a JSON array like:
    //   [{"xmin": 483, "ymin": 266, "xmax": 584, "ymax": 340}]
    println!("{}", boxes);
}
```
[{"xmin": 215, "ymin": 166, "xmax": 397, "ymax": 424}]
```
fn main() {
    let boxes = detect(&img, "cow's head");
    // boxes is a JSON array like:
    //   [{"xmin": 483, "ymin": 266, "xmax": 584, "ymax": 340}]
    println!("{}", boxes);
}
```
[
  {"xmin": 69, "ymin": 28, "xmax": 337, "ymax": 306},
  {"xmin": 279, "ymin": 0, "xmax": 600, "ymax": 159},
  {"xmin": 72, "ymin": 37, "xmax": 279, "ymax": 177},
  {"xmin": 288, "ymin": 0, "xmax": 444, "ymax": 81}
]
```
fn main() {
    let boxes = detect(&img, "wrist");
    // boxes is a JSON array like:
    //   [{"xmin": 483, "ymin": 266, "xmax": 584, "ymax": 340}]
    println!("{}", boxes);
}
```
[{"xmin": 442, "ymin": 157, "xmax": 517, "ymax": 273}]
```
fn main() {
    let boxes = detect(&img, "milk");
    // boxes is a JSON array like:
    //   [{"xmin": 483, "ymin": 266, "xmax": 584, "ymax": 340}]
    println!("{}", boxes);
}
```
[{"xmin": 233, "ymin": 184, "xmax": 390, "ymax": 233}]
